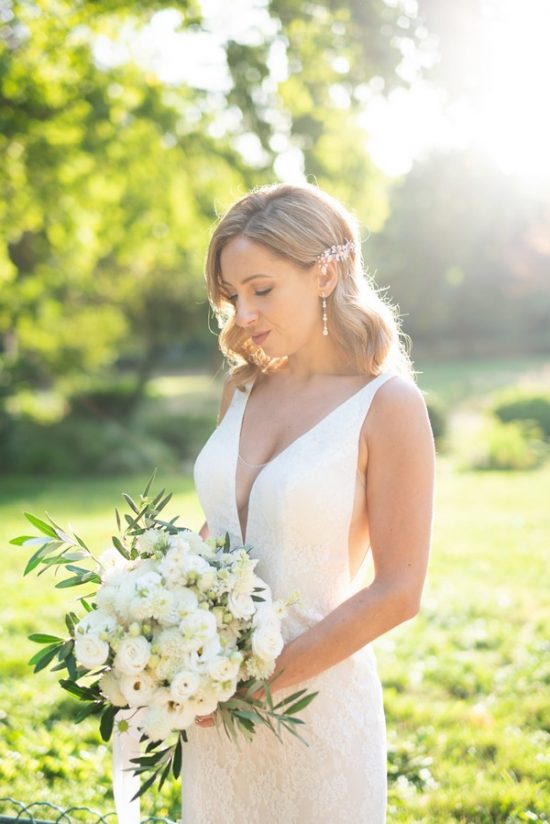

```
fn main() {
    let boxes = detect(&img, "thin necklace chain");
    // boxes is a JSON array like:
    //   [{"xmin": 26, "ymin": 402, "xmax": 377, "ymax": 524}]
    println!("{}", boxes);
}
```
[{"xmin": 238, "ymin": 452, "xmax": 270, "ymax": 468}]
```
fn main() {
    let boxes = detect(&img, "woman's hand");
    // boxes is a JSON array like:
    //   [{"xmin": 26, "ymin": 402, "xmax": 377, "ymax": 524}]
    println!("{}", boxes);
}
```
[{"xmin": 194, "ymin": 711, "xmax": 216, "ymax": 728}]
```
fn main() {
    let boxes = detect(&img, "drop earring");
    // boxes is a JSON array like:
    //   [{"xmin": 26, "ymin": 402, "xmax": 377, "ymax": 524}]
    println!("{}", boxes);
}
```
[{"xmin": 321, "ymin": 293, "xmax": 328, "ymax": 336}]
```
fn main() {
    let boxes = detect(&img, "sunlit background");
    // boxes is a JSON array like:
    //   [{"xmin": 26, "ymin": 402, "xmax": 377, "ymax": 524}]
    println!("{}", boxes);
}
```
[{"xmin": 1, "ymin": 0, "xmax": 549, "ymax": 820}]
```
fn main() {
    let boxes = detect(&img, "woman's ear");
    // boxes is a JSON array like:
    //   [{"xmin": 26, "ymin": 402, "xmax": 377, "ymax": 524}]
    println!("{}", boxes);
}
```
[{"xmin": 317, "ymin": 259, "xmax": 339, "ymax": 296}]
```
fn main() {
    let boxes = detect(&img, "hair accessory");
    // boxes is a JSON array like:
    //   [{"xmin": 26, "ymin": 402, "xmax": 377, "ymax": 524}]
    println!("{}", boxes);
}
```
[{"xmin": 316, "ymin": 238, "xmax": 357, "ymax": 274}]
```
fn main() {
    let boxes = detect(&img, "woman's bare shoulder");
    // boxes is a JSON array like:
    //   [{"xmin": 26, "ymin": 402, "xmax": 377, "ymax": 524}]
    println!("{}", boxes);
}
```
[
  {"xmin": 218, "ymin": 376, "xmax": 237, "ymax": 424},
  {"xmin": 367, "ymin": 374, "xmax": 432, "ymax": 441}
]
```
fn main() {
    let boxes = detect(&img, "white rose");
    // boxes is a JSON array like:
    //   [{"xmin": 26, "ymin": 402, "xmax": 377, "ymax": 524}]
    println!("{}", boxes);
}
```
[
  {"xmin": 120, "ymin": 671, "xmax": 157, "ymax": 707},
  {"xmin": 74, "ymin": 635, "xmax": 110, "ymax": 669},
  {"xmin": 170, "ymin": 670, "xmax": 201, "ymax": 702},
  {"xmin": 227, "ymin": 590, "xmax": 255, "ymax": 620},
  {"xmin": 207, "ymin": 654, "xmax": 242, "ymax": 683},
  {"xmin": 99, "ymin": 671, "xmax": 128, "ymax": 707},
  {"xmin": 114, "ymin": 635, "xmax": 151, "ymax": 676},
  {"xmin": 251, "ymin": 622, "xmax": 284, "ymax": 662}
]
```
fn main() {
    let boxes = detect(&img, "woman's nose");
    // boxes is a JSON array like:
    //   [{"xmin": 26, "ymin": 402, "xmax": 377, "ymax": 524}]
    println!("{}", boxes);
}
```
[{"xmin": 235, "ymin": 299, "xmax": 258, "ymax": 327}]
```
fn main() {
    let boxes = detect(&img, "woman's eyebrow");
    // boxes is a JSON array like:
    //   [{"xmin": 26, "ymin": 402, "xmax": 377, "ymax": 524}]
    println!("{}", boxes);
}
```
[{"xmin": 221, "ymin": 273, "xmax": 274, "ymax": 288}]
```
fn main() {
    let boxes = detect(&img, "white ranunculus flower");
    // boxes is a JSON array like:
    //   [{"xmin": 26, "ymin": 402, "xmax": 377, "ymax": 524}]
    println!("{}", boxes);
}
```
[
  {"xmin": 179, "ymin": 610, "xmax": 218, "ymax": 652},
  {"xmin": 227, "ymin": 590, "xmax": 255, "ymax": 620},
  {"xmin": 170, "ymin": 669, "xmax": 201, "ymax": 702},
  {"xmin": 183, "ymin": 554, "xmax": 211, "ymax": 576},
  {"xmin": 113, "ymin": 575, "xmax": 139, "ymax": 620},
  {"xmin": 136, "ymin": 528, "xmax": 168, "ymax": 555},
  {"xmin": 119, "ymin": 671, "xmax": 157, "ymax": 707},
  {"xmin": 246, "ymin": 654, "xmax": 276, "ymax": 680},
  {"xmin": 95, "ymin": 584, "xmax": 119, "ymax": 615},
  {"xmin": 98, "ymin": 547, "xmax": 131, "ymax": 583},
  {"xmin": 159, "ymin": 547, "xmax": 188, "ymax": 587},
  {"xmin": 140, "ymin": 704, "xmax": 173, "ymax": 742},
  {"xmin": 76, "ymin": 608, "xmax": 118, "ymax": 640},
  {"xmin": 251, "ymin": 621, "xmax": 284, "ymax": 663},
  {"xmin": 129, "ymin": 588, "xmax": 174, "ymax": 623},
  {"xmin": 114, "ymin": 635, "xmax": 151, "ymax": 676},
  {"xmin": 99, "ymin": 671, "xmax": 128, "ymax": 707},
  {"xmin": 173, "ymin": 587, "xmax": 200, "ymax": 619},
  {"xmin": 196, "ymin": 569, "xmax": 217, "ymax": 593},
  {"xmin": 198, "ymin": 634, "xmax": 222, "ymax": 662},
  {"xmin": 74, "ymin": 635, "xmax": 110, "ymax": 669},
  {"xmin": 207, "ymin": 654, "xmax": 242, "ymax": 683},
  {"xmin": 213, "ymin": 678, "xmax": 238, "ymax": 702},
  {"xmin": 186, "ymin": 684, "xmax": 219, "ymax": 717},
  {"xmin": 252, "ymin": 599, "xmax": 278, "ymax": 629},
  {"xmin": 134, "ymin": 571, "xmax": 163, "ymax": 595}
]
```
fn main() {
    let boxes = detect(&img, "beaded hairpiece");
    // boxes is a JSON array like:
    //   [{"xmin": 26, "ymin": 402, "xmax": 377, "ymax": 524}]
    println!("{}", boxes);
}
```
[{"xmin": 316, "ymin": 238, "xmax": 358, "ymax": 274}]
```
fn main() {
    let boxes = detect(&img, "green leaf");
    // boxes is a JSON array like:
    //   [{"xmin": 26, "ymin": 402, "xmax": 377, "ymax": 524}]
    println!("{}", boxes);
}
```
[
  {"xmin": 57, "ymin": 639, "xmax": 74, "ymax": 661},
  {"xmin": 23, "ymin": 512, "xmax": 58, "ymax": 538},
  {"xmin": 142, "ymin": 469, "xmax": 157, "ymax": 499},
  {"xmin": 73, "ymin": 533, "xmax": 89, "ymax": 551},
  {"xmin": 28, "ymin": 633, "xmax": 63, "ymax": 645},
  {"xmin": 158, "ymin": 757, "xmax": 173, "ymax": 791},
  {"xmin": 131, "ymin": 768, "xmax": 160, "ymax": 801},
  {"xmin": 112, "ymin": 536, "xmax": 130, "ymax": 559},
  {"xmin": 28, "ymin": 642, "xmax": 60, "ymax": 665},
  {"xmin": 32, "ymin": 645, "xmax": 62, "ymax": 673},
  {"xmin": 283, "ymin": 691, "xmax": 319, "ymax": 715},
  {"xmin": 75, "ymin": 702, "xmax": 103, "ymax": 722},
  {"xmin": 23, "ymin": 543, "xmax": 54, "ymax": 576},
  {"xmin": 100, "ymin": 705, "xmax": 117, "ymax": 741},
  {"xmin": 155, "ymin": 492, "xmax": 172, "ymax": 514},
  {"xmin": 55, "ymin": 575, "xmax": 86, "ymax": 589},
  {"xmin": 115, "ymin": 508, "xmax": 122, "ymax": 531},
  {"xmin": 9, "ymin": 534, "xmax": 35, "ymax": 546},
  {"xmin": 273, "ymin": 687, "xmax": 307, "ymax": 710},
  {"xmin": 172, "ymin": 735, "xmax": 183, "ymax": 779},
  {"xmin": 122, "ymin": 493, "xmax": 139, "ymax": 513}
]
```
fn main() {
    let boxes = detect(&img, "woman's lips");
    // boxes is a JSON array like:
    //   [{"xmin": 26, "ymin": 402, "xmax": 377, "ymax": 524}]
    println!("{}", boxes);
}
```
[{"xmin": 251, "ymin": 331, "xmax": 270, "ymax": 346}]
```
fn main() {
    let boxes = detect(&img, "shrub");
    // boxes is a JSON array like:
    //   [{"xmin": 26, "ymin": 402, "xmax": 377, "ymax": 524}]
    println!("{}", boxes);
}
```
[
  {"xmin": 425, "ymin": 395, "xmax": 448, "ymax": 447},
  {"xmin": 3, "ymin": 414, "xmax": 176, "ymax": 476},
  {"xmin": 136, "ymin": 409, "xmax": 217, "ymax": 461},
  {"xmin": 489, "ymin": 388, "xmax": 550, "ymax": 439},
  {"xmin": 465, "ymin": 417, "xmax": 547, "ymax": 471},
  {"xmin": 67, "ymin": 375, "xmax": 142, "ymax": 421}
]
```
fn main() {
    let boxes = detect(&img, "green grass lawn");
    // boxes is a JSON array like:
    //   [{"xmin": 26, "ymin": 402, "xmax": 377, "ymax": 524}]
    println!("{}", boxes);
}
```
[{"xmin": 0, "ymin": 458, "xmax": 548, "ymax": 822}]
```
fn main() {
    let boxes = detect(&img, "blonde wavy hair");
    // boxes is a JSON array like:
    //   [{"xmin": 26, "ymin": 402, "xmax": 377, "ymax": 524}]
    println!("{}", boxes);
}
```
[{"xmin": 205, "ymin": 182, "xmax": 414, "ymax": 390}]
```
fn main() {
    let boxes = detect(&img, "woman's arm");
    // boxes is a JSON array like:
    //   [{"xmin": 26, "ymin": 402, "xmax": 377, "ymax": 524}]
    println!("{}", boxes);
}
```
[
  {"xmin": 263, "ymin": 376, "xmax": 435, "ymax": 695},
  {"xmin": 196, "ymin": 378, "xmax": 237, "ymax": 547}
]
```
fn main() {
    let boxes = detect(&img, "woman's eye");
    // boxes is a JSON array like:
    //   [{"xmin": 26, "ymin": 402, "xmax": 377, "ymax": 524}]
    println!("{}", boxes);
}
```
[{"xmin": 255, "ymin": 288, "xmax": 272, "ymax": 297}]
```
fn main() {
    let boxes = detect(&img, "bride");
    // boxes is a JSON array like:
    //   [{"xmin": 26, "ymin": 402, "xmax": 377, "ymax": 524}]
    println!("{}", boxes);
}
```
[{"xmin": 182, "ymin": 182, "xmax": 435, "ymax": 823}]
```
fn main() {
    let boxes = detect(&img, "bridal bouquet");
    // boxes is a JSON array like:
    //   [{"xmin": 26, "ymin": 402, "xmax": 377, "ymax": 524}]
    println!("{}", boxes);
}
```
[{"xmin": 11, "ymin": 473, "xmax": 318, "ymax": 797}]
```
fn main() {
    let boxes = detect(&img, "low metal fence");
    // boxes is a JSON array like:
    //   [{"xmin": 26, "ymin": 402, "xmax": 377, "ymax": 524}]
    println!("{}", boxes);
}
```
[{"xmin": 0, "ymin": 799, "xmax": 177, "ymax": 824}]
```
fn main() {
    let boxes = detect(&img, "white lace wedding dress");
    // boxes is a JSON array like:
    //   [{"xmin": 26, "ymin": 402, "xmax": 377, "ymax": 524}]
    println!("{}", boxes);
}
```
[{"xmin": 181, "ymin": 371, "xmax": 396, "ymax": 823}]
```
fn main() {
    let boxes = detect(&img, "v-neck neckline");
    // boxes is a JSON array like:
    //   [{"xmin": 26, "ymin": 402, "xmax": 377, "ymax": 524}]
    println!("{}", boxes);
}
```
[{"xmin": 233, "ymin": 372, "xmax": 389, "ymax": 545}]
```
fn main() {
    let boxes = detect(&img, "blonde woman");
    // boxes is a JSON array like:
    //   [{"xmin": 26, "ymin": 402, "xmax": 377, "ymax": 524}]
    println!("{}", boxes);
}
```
[{"xmin": 184, "ymin": 183, "xmax": 435, "ymax": 823}]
